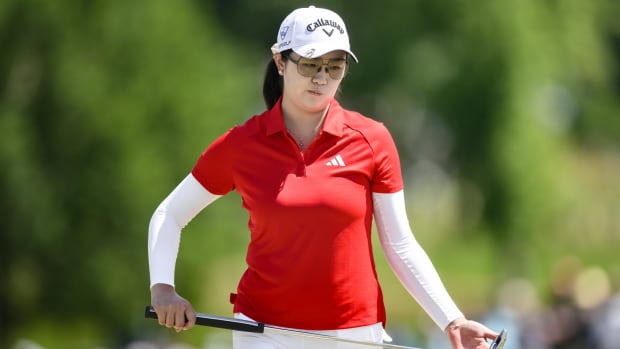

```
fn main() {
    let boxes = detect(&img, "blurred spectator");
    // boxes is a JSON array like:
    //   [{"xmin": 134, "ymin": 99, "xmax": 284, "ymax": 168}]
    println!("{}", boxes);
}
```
[
  {"xmin": 590, "ymin": 293, "xmax": 620, "ymax": 349},
  {"xmin": 577, "ymin": 265, "xmax": 618, "ymax": 349},
  {"xmin": 480, "ymin": 278, "xmax": 540, "ymax": 349},
  {"xmin": 539, "ymin": 256, "xmax": 589, "ymax": 349}
]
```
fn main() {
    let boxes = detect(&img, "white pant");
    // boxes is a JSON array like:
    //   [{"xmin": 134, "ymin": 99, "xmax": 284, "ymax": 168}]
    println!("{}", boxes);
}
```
[{"xmin": 232, "ymin": 313, "xmax": 385, "ymax": 349}]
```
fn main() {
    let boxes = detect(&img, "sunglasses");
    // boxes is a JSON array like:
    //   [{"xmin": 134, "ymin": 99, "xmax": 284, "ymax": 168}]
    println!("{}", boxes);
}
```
[{"xmin": 287, "ymin": 55, "xmax": 348, "ymax": 80}]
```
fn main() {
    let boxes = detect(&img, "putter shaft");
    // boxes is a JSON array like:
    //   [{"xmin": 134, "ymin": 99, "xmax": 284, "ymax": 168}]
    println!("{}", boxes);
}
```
[{"xmin": 144, "ymin": 306, "xmax": 506, "ymax": 349}]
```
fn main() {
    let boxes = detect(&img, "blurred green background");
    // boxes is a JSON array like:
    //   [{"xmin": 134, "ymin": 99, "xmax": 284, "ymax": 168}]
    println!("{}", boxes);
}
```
[{"xmin": 1, "ymin": 0, "xmax": 619, "ymax": 348}]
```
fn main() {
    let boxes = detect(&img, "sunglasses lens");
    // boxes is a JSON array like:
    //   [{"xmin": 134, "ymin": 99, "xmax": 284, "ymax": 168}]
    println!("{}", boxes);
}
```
[
  {"xmin": 296, "ymin": 58, "xmax": 321, "ymax": 77},
  {"xmin": 295, "ymin": 57, "xmax": 347, "ymax": 80},
  {"xmin": 327, "ymin": 60, "xmax": 347, "ymax": 79}
]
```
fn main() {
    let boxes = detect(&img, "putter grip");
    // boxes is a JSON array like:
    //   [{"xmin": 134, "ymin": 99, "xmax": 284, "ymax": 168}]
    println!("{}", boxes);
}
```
[{"xmin": 145, "ymin": 306, "xmax": 264, "ymax": 333}]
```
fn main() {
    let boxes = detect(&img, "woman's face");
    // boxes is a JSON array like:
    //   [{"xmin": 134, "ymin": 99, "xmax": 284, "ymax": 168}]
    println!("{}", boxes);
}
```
[{"xmin": 277, "ymin": 50, "xmax": 347, "ymax": 114}]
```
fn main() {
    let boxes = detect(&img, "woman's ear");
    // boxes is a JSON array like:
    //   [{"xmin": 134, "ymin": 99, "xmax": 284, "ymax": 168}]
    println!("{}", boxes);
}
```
[{"xmin": 273, "ymin": 54, "xmax": 285, "ymax": 75}]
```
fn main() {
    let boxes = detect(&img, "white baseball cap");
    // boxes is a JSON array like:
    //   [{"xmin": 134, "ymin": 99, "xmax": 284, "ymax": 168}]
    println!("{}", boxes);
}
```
[{"xmin": 271, "ymin": 6, "xmax": 358, "ymax": 62}]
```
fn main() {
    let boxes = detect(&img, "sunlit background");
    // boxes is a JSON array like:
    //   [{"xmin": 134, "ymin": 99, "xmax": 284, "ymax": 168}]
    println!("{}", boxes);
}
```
[{"xmin": 1, "ymin": 0, "xmax": 619, "ymax": 348}]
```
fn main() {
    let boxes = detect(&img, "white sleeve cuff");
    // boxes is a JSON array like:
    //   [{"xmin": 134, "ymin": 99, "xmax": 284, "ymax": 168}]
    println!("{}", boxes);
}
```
[
  {"xmin": 373, "ymin": 190, "xmax": 464, "ymax": 330},
  {"xmin": 148, "ymin": 173, "xmax": 221, "ymax": 288}
]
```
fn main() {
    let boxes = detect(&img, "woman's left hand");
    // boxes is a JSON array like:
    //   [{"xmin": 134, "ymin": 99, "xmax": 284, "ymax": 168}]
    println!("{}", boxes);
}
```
[{"xmin": 445, "ymin": 317, "xmax": 498, "ymax": 349}]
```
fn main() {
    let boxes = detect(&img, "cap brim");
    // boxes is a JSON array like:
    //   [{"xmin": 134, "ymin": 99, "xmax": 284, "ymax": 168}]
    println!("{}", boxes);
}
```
[{"xmin": 293, "ymin": 43, "xmax": 358, "ymax": 63}]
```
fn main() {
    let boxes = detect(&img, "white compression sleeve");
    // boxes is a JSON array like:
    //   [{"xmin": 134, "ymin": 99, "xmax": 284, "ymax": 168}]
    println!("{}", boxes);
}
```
[
  {"xmin": 373, "ymin": 190, "xmax": 464, "ymax": 330},
  {"xmin": 148, "ymin": 173, "xmax": 222, "ymax": 288}
]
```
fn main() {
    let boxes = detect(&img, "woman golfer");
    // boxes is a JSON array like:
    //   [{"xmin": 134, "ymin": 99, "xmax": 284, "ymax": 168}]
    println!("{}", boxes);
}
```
[{"xmin": 148, "ymin": 6, "xmax": 499, "ymax": 349}]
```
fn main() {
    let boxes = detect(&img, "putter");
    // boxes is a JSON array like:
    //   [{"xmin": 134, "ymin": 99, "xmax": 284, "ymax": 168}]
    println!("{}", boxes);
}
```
[{"xmin": 145, "ymin": 306, "xmax": 507, "ymax": 349}]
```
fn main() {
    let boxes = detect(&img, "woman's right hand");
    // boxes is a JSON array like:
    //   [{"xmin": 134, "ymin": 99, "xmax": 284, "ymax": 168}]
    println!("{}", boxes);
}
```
[{"xmin": 150, "ymin": 283, "xmax": 197, "ymax": 332}]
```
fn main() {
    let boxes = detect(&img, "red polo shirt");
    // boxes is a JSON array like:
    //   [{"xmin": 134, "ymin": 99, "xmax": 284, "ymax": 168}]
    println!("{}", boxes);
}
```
[{"xmin": 191, "ymin": 98, "xmax": 403, "ymax": 330}]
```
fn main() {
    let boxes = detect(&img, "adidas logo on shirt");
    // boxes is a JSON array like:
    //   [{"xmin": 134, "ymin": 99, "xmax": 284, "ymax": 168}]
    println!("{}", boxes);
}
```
[{"xmin": 326, "ymin": 154, "xmax": 346, "ymax": 167}]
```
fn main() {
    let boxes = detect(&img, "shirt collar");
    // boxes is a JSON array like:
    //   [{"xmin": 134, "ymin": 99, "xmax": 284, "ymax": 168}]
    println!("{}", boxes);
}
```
[{"xmin": 264, "ymin": 97, "xmax": 345, "ymax": 138}]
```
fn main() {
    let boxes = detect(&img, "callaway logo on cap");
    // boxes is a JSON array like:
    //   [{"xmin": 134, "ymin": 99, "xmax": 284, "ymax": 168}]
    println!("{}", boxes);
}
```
[{"xmin": 271, "ymin": 6, "xmax": 358, "ymax": 62}]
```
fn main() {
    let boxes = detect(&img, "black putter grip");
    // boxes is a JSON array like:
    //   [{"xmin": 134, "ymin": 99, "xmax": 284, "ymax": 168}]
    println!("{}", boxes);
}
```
[{"xmin": 145, "ymin": 306, "xmax": 264, "ymax": 333}]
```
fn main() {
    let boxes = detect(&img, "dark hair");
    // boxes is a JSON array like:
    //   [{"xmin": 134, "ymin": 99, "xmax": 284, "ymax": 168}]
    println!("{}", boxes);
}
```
[{"xmin": 262, "ymin": 50, "xmax": 291, "ymax": 109}]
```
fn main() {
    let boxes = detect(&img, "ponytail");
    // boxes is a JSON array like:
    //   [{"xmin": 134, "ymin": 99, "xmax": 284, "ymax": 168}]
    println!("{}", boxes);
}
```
[
  {"xmin": 262, "ymin": 59, "xmax": 282, "ymax": 109},
  {"xmin": 262, "ymin": 50, "xmax": 291, "ymax": 109}
]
